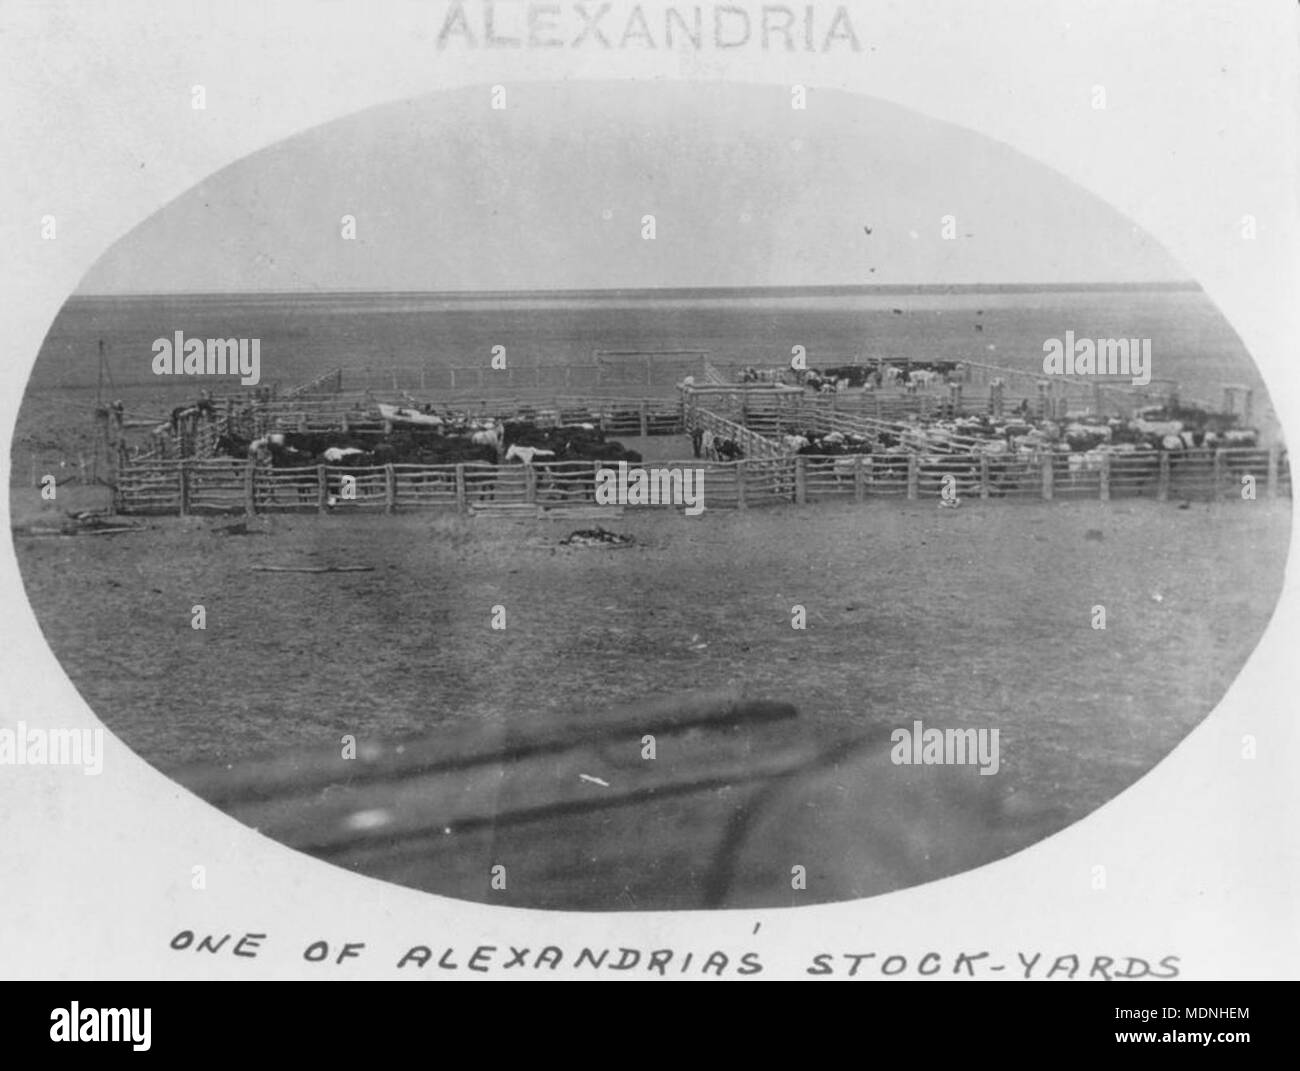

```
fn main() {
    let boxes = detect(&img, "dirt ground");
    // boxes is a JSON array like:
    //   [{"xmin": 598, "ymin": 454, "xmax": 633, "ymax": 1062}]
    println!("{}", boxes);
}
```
[{"xmin": 11, "ymin": 487, "xmax": 1290, "ymax": 834}]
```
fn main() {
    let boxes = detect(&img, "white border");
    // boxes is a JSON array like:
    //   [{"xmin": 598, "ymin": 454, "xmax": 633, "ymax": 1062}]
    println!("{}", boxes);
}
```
[{"xmin": 1, "ymin": 0, "xmax": 1297, "ymax": 980}]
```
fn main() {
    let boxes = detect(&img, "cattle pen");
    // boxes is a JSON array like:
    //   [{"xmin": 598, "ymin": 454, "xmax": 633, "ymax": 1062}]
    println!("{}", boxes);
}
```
[
  {"xmin": 103, "ymin": 362, "xmax": 1289, "ymax": 516},
  {"xmin": 111, "ymin": 445, "xmax": 1289, "ymax": 517}
]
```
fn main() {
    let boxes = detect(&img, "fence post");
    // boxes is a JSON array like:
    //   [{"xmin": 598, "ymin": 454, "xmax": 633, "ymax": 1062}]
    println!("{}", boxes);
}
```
[
  {"xmin": 1157, "ymin": 452, "xmax": 1170, "ymax": 502},
  {"xmin": 906, "ymin": 454, "xmax": 918, "ymax": 500},
  {"xmin": 639, "ymin": 400, "xmax": 648, "ymax": 437},
  {"xmin": 317, "ymin": 464, "xmax": 329, "ymax": 513},
  {"xmin": 1267, "ymin": 445, "xmax": 1279, "ymax": 499},
  {"xmin": 736, "ymin": 460, "xmax": 747, "ymax": 510},
  {"xmin": 1041, "ymin": 453, "xmax": 1053, "ymax": 500},
  {"xmin": 525, "ymin": 464, "xmax": 537, "ymax": 504},
  {"xmin": 385, "ymin": 464, "xmax": 397, "ymax": 514},
  {"xmin": 854, "ymin": 454, "xmax": 865, "ymax": 502},
  {"xmin": 794, "ymin": 455, "xmax": 807, "ymax": 505},
  {"xmin": 1212, "ymin": 449, "xmax": 1224, "ymax": 500},
  {"xmin": 455, "ymin": 464, "xmax": 467, "ymax": 511},
  {"xmin": 979, "ymin": 453, "xmax": 990, "ymax": 499},
  {"xmin": 244, "ymin": 460, "xmax": 257, "ymax": 516},
  {"xmin": 1099, "ymin": 452, "xmax": 1110, "ymax": 502},
  {"xmin": 178, "ymin": 461, "xmax": 190, "ymax": 517}
]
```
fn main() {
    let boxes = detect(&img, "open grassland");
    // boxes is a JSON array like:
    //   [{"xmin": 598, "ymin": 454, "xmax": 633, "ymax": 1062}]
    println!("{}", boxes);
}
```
[{"xmin": 13, "ymin": 495, "xmax": 1288, "ymax": 830}]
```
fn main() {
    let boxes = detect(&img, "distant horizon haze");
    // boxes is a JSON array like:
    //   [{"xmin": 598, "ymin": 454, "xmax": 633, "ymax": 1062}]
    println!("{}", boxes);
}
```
[{"xmin": 70, "ymin": 280, "xmax": 1200, "ymax": 301}]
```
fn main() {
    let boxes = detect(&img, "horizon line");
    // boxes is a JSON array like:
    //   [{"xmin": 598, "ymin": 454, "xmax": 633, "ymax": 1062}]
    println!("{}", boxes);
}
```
[{"xmin": 70, "ymin": 280, "xmax": 1202, "ymax": 300}]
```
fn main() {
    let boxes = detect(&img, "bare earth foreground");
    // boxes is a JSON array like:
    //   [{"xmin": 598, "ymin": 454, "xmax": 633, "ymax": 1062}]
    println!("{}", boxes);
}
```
[{"xmin": 11, "ymin": 493, "xmax": 1291, "ymax": 908}]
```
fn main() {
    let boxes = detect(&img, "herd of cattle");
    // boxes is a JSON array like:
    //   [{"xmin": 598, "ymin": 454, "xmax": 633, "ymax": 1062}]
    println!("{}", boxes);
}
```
[
  {"xmin": 732, "ymin": 362, "xmax": 961, "ymax": 394},
  {"xmin": 181, "ymin": 392, "xmax": 1271, "ymax": 506},
  {"xmin": 216, "ymin": 418, "xmax": 644, "ymax": 469},
  {"xmin": 210, "ymin": 417, "xmax": 646, "ymax": 503},
  {"xmin": 771, "ymin": 405, "xmax": 1266, "ymax": 496}
]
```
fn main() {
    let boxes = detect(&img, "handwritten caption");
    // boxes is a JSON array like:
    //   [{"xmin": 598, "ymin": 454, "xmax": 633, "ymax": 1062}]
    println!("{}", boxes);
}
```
[{"xmin": 168, "ymin": 930, "xmax": 1180, "ymax": 979}]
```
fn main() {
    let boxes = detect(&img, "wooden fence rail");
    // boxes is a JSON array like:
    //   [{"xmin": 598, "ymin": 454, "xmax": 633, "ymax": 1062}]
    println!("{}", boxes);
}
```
[{"xmin": 112, "ymin": 447, "xmax": 1288, "ymax": 516}]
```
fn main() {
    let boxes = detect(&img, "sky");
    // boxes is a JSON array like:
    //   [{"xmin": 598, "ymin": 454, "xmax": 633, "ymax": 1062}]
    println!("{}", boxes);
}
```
[{"xmin": 78, "ymin": 81, "xmax": 1189, "ymax": 294}]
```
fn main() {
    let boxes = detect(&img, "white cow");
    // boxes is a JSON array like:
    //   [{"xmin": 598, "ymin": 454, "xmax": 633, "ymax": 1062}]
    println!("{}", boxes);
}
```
[
  {"xmin": 323, "ymin": 446, "xmax": 365, "ymax": 463},
  {"xmin": 504, "ymin": 444, "xmax": 556, "ymax": 465}
]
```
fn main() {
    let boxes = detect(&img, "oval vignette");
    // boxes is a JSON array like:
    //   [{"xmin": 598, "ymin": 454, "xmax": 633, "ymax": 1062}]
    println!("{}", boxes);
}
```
[{"xmin": 9, "ymin": 82, "xmax": 1290, "ymax": 912}]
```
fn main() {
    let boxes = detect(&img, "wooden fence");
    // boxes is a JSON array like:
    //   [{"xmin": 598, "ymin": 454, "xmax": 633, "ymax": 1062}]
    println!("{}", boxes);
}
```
[
  {"xmin": 689, "ymin": 407, "xmax": 787, "ymax": 460},
  {"xmin": 112, "ymin": 447, "xmax": 1288, "ymax": 516},
  {"xmin": 337, "ymin": 356, "xmax": 707, "ymax": 395},
  {"xmin": 246, "ymin": 393, "xmax": 685, "ymax": 438}
]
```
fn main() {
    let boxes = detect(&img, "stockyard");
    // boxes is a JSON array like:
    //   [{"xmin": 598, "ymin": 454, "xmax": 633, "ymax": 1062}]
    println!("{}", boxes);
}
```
[{"xmin": 11, "ymin": 341, "xmax": 1290, "ymax": 910}]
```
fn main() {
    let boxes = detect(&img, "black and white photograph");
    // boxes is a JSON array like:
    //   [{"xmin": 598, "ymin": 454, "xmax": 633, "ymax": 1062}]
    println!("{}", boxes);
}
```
[{"xmin": 1, "ymin": 0, "xmax": 1297, "ymax": 1020}]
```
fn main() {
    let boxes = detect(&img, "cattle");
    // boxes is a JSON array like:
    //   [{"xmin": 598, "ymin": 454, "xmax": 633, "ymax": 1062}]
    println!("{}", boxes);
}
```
[
  {"xmin": 832, "ymin": 454, "xmax": 863, "ymax": 488},
  {"xmin": 323, "ymin": 446, "xmax": 366, "ymax": 463},
  {"xmin": 505, "ymin": 444, "xmax": 557, "ymax": 465},
  {"xmin": 713, "ymin": 438, "xmax": 744, "ymax": 461},
  {"xmin": 169, "ymin": 397, "xmax": 217, "ymax": 434},
  {"xmin": 1066, "ymin": 448, "xmax": 1108, "ymax": 485},
  {"xmin": 471, "ymin": 422, "xmax": 505, "ymax": 454},
  {"xmin": 215, "ymin": 433, "xmax": 251, "ymax": 458}
]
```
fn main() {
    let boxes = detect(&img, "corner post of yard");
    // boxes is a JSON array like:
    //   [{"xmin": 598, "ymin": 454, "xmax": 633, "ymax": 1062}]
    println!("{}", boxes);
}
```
[
  {"xmin": 178, "ymin": 460, "xmax": 190, "ymax": 517},
  {"xmin": 979, "ymin": 452, "xmax": 990, "ymax": 499},
  {"xmin": 384, "ymin": 464, "xmax": 397, "ymax": 514},
  {"xmin": 906, "ymin": 454, "xmax": 919, "ymax": 500},
  {"xmin": 1267, "ymin": 445, "xmax": 1279, "ymax": 499},
  {"xmin": 244, "ymin": 460, "xmax": 257, "ymax": 516},
  {"xmin": 794, "ymin": 455, "xmax": 807, "ymax": 505},
  {"xmin": 455, "ymin": 463, "xmax": 466, "ymax": 512},
  {"xmin": 525, "ymin": 464, "xmax": 537, "ymax": 504},
  {"xmin": 1099, "ymin": 452, "xmax": 1110, "ymax": 502},
  {"xmin": 736, "ymin": 460, "xmax": 747, "ymax": 510},
  {"xmin": 317, "ymin": 464, "xmax": 329, "ymax": 513},
  {"xmin": 854, "ymin": 454, "xmax": 865, "ymax": 503},
  {"xmin": 1212, "ymin": 449, "xmax": 1225, "ymax": 500},
  {"xmin": 1157, "ymin": 452, "xmax": 1170, "ymax": 502},
  {"xmin": 1041, "ymin": 453, "xmax": 1054, "ymax": 501},
  {"xmin": 639, "ymin": 400, "xmax": 649, "ymax": 437}
]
